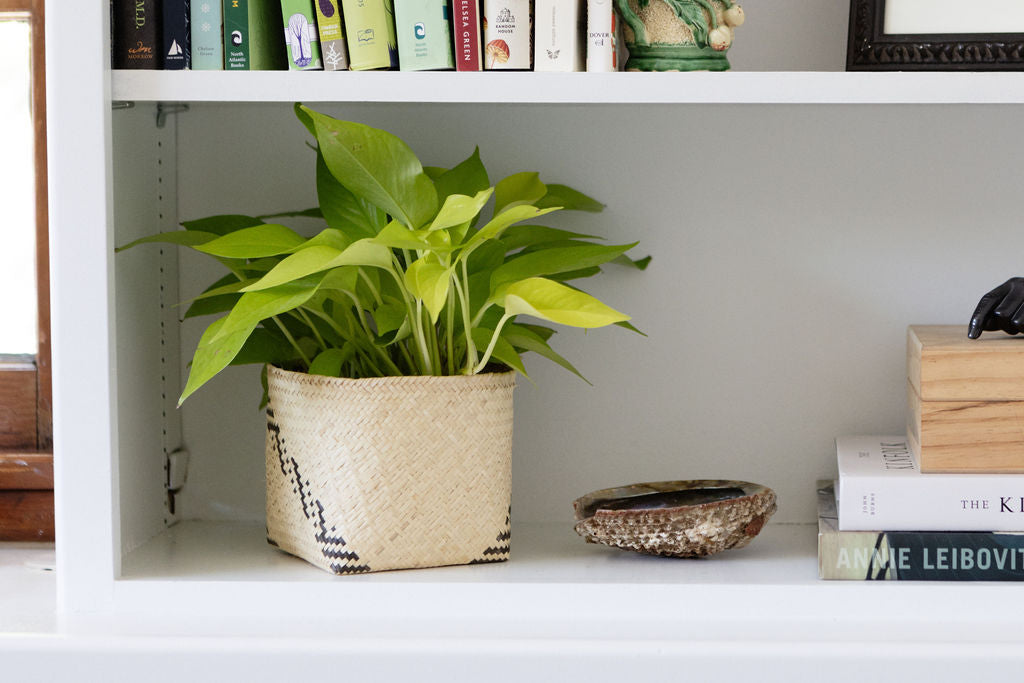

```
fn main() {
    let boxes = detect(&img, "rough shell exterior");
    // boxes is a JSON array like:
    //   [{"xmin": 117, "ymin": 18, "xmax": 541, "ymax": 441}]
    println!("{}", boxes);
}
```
[{"xmin": 573, "ymin": 480, "xmax": 777, "ymax": 558}]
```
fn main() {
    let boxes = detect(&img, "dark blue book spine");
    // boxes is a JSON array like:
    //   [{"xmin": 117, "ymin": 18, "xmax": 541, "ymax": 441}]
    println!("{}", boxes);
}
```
[{"xmin": 162, "ymin": 0, "xmax": 192, "ymax": 69}]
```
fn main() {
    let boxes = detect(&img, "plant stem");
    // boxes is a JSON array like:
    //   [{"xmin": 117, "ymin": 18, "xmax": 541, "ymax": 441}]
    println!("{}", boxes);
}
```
[
  {"xmin": 358, "ymin": 268, "xmax": 383, "ymax": 306},
  {"xmin": 296, "ymin": 308, "xmax": 326, "ymax": 351},
  {"xmin": 445, "ymin": 284, "xmax": 455, "ymax": 375},
  {"xmin": 272, "ymin": 315, "xmax": 311, "ymax": 367},
  {"xmin": 473, "ymin": 312, "xmax": 513, "ymax": 374},
  {"xmin": 456, "ymin": 260, "xmax": 478, "ymax": 373}
]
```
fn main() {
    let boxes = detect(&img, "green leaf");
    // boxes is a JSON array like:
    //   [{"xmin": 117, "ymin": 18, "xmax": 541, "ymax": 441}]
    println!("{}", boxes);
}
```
[
  {"xmin": 192, "ymin": 224, "xmax": 307, "ymax": 259},
  {"xmin": 257, "ymin": 208, "xmax": 323, "ymax": 220},
  {"xmin": 471, "ymin": 328, "xmax": 528, "ymax": 376},
  {"xmin": 424, "ymin": 166, "xmax": 447, "ymax": 180},
  {"xmin": 428, "ymin": 188, "xmax": 494, "ymax": 231},
  {"xmin": 318, "ymin": 267, "xmax": 361, "ymax": 294},
  {"xmin": 536, "ymin": 184, "xmax": 605, "ymax": 212},
  {"xmin": 316, "ymin": 150, "xmax": 380, "ymax": 241},
  {"xmin": 297, "ymin": 227, "xmax": 352, "ymax": 251},
  {"xmin": 308, "ymin": 347, "xmax": 355, "ymax": 377},
  {"xmin": 181, "ymin": 214, "xmax": 266, "ymax": 235},
  {"xmin": 115, "ymin": 230, "xmax": 218, "ymax": 252},
  {"xmin": 518, "ymin": 323, "xmax": 556, "ymax": 341},
  {"xmin": 549, "ymin": 267, "xmax": 602, "ymax": 282},
  {"xmin": 374, "ymin": 220, "xmax": 433, "ymax": 251},
  {"xmin": 294, "ymin": 102, "xmax": 316, "ymax": 137},
  {"xmin": 490, "ymin": 242, "xmax": 638, "ymax": 291},
  {"xmin": 464, "ymin": 205, "xmax": 561, "ymax": 251},
  {"xmin": 616, "ymin": 320, "xmax": 648, "ymax": 336},
  {"xmin": 611, "ymin": 254, "xmax": 652, "ymax": 270},
  {"xmin": 301, "ymin": 106, "xmax": 438, "ymax": 229},
  {"xmin": 243, "ymin": 246, "xmax": 343, "ymax": 291},
  {"xmin": 326, "ymin": 239, "xmax": 394, "ymax": 270},
  {"xmin": 465, "ymin": 239, "xmax": 506, "ymax": 276},
  {"xmin": 433, "ymin": 148, "xmax": 490, "ymax": 201},
  {"xmin": 180, "ymin": 317, "xmax": 259, "ymax": 404},
  {"xmin": 182, "ymin": 276, "xmax": 256, "ymax": 319},
  {"xmin": 230, "ymin": 327, "xmax": 303, "ymax": 366},
  {"xmin": 494, "ymin": 172, "xmax": 547, "ymax": 215},
  {"xmin": 500, "ymin": 225, "xmax": 601, "ymax": 251},
  {"xmin": 496, "ymin": 277, "xmax": 630, "ymax": 328},
  {"xmin": 405, "ymin": 258, "xmax": 452, "ymax": 324},
  {"xmin": 373, "ymin": 300, "xmax": 408, "ymax": 336},
  {"xmin": 213, "ymin": 275, "xmax": 328, "ymax": 344},
  {"xmin": 664, "ymin": 0, "xmax": 710, "ymax": 45},
  {"xmin": 502, "ymin": 323, "xmax": 589, "ymax": 383}
]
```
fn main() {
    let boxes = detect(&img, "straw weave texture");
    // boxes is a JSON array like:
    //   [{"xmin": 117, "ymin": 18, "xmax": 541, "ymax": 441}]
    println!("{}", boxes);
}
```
[{"xmin": 265, "ymin": 366, "xmax": 515, "ymax": 574}]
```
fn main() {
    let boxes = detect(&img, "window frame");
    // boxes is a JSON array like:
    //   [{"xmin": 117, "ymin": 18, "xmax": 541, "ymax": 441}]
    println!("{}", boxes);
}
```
[{"xmin": 0, "ymin": 0, "xmax": 53, "ymax": 542}]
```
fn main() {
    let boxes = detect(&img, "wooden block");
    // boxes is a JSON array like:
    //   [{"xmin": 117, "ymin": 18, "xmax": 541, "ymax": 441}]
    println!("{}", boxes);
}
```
[
  {"xmin": 908, "ymin": 325, "xmax": 1024, "ymax": 401},
  {"xmin": 908, "ymin": 380, "xmax": 1024, "ymax": 473},
  {"xmin": 0, "ymin": 490, "xmax": 54, "ymax": 542},
  {"xmin": 0, "ymin": 452, "xmax": 53, "ymax": 490}
]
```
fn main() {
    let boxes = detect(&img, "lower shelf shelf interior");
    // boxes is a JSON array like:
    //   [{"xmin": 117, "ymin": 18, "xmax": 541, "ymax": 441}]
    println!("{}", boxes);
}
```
[{"xmin": 121, "ymin": 520, "xmax": 816, "ymax": 585}]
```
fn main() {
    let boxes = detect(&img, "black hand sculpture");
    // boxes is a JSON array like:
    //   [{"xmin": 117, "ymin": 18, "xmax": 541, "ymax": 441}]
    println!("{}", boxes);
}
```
[{"xmin": 968, "ymin": 277, "xmax": 1024, "ymax": 339}]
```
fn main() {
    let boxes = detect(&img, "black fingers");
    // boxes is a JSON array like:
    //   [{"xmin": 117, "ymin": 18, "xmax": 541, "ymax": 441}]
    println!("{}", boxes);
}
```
[{"xmin": 969, "ymin": 278, "xmax": 1024, "ymax": 339}]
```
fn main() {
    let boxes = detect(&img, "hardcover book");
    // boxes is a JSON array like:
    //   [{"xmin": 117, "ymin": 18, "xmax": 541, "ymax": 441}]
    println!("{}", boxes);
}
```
[
  {"xmin": 314, "ymin": 0, "xmax": 350, "ymax": 70},
  {"xmin": 340, "ymin": 0, "xmax": 399, "ymax": 70},
  {"xmin": 223, "ymin": 0, "xmax": 288, "ymax": 70},
  {"xmin": 482, "ymin": 0, "xmax": 530, "ymax": 70},
  {"xmin": 534, "ymin": 0, "xmax": 584, "ymax": 72},
  {"xmin": 191, "ymin": 0, "xmax": 224, "ymax": 69},
  {"xmin": 451, "ymin": 0, "xmax": 482, "ymax": 71},
  {"xmin": 281, "ymin": 0, "xmax": 323, "ymax": 69},
  {"xmin": 113, "ymin": 0, "xmax": 162, "ymax": 69},
  {"xmin": 394, "ymin": 0, "xmax": 455, "ymax": 70},
  {"xmin": 837, "ymin": 435, "xmax": 1024, "ymax": 532},
  {"xmin": 818, "ymin": 481, "xmax": 1024, "ymax": 581},
  {"xmin": 163, "ymin": 0, "xmax": 191, "ymax": 69},
  {"xmin": 586, "ymin": 0, "xmax": 616, "ymax": 72}
]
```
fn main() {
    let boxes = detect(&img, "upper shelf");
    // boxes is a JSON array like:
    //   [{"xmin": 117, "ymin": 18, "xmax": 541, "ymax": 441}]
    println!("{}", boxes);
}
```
[{"xmin": 111, "ymin": 70, "xmax": 1024, "ymax": 104}]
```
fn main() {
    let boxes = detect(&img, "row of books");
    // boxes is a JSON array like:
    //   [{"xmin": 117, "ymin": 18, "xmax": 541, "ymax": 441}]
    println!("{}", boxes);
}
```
[
  {"xmin": 818, "ymin": 435, "xmax": 1024, "ymax": 581},
  {"xmin": 111, "ymin": 0, "xmax": 619, "ymax": 73}
]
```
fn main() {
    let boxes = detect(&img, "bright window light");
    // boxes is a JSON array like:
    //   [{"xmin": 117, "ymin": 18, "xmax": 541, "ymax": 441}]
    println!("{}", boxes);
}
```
[{"xmin": 0, "ymin": 18, "xmax": 37, "ymax": 354}]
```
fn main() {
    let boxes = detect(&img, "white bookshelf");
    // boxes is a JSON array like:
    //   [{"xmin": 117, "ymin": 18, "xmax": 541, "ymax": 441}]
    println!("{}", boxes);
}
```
[
  {"xmin": 112, "ymin": 69, "xmax": 1024, "ymax": 104},
  {"xmin": 37, "ymin": 0, "xmax": 1024, "ymax": 675}
]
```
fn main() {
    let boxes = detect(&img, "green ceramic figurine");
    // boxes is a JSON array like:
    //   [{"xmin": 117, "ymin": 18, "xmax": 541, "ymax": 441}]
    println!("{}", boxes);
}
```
[{"xmin": 615, "ymin": 0, "xmax": 745, "ymax": 72}]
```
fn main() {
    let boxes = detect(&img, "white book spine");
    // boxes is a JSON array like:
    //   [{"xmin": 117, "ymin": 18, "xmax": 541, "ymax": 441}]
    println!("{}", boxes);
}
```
[
  {"xmin": 837, "ymin": 435, "xmax": 1024, "ymax": 531},
  {"xmin": 534, "ymin": 0, "xmax": 584, "ymax": 72},
  {"xmin": 483, "ymin": 0, "xmax": 532, "ymax": 69},
  {"xmin": 586, "ymin": 0, "xmax": 616, "ymax": 72}
]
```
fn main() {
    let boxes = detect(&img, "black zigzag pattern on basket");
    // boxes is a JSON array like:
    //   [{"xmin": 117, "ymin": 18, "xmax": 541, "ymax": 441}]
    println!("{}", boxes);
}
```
[
  {"xmin": 267, "ymin": 409, "xmax": 371, "ymax": 575},
  {"xmin": 470, "ymin": 507, "xmax": 511, "ymax": 564}
]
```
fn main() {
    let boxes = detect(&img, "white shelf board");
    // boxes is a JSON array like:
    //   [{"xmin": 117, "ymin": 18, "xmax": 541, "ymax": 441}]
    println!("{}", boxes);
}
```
[
  {"xmin": 113, "ymin": 520, "xmax": 1024, "ymax": 645},
  {"xmin": 111, "ymin": 70, "xmax": 1024, "ymax": 104}
]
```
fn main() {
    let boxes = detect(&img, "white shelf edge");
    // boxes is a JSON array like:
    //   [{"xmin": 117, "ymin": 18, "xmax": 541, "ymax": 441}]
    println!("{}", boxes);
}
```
[{"xmin": 111, "ymin": 70, "xmax": 1024, "ymax": 105}]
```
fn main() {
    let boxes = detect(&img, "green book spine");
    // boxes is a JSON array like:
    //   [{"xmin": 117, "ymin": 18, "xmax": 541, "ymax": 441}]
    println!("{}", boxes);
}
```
[
  {"xmin": 281, "ymin": 0, "xmax": 323, "ymax": 69},
  {"xmin": 314, "ymin": 0, "xmax": 350, "ymax": 70},
  {"xmin": 394, "ymin": 0, "xmax": 453, "ymax": 71},
  {"xmin": 224, "ymin": 0, "xmax": 286, "ymax": 69},
  {"xmin": 340, "ymin": 0, "xmax": 398, "ymax": 70}
]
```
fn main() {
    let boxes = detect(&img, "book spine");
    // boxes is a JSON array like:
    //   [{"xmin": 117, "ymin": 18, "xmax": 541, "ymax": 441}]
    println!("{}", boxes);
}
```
[
  {"xmin": 223, "ymin": 0, "xmax": 251, "ymax": 69},
  {"xmin": 482, "ymin": 0, "xmax": 530, "ymax": 70},
  {"xmin": 534, "ymin": 0, "xmax": 583, "ymax": 72},
  {"xmin": 818, "ymin": 484, "xmax": 1024, "ymax": 580},
  {"xmin": 281, "ymin": 0, "xmax": 324, "ymax": 69},
  {"xmin": 451, "ymin": 0, "xmax": 481, "ymax": 71},
  {"xmin": 585, "ymin": 0, "xmax": 616, "ymax": 72},
  {"xmin": 340, "ymin": 0, "xmax": 399, "ymax": 70},
  {"xmin": 395, "ymin": 0, "xmax": 454, "ymax": 71},
  {"xmin": 314, "ymin": 0, "xmax": 350, "ymax": 70},
  {"xmin": 113, "ymin": 0, "xmax": 162, "ymax": 69},
  {"xmin": 191, "ymin": 0, "xmax": 224, "ymax": 69},
  {"xmin": 163, "ymin": 0, "xmax": 191, "ymax": 69},
  {"xmin": 837, "ymin": 436, "xmax": 1024, "ymax": 532}
]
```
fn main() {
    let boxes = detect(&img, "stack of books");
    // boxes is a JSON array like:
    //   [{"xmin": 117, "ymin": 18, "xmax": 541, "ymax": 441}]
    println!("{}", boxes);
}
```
[
  {"xmin": 820, "ymin": 326, "xmax": 1024, "ymax": 581},
  {"xmin": 111, "ymin": 0, "xmax": 619, "ymax": 73}
]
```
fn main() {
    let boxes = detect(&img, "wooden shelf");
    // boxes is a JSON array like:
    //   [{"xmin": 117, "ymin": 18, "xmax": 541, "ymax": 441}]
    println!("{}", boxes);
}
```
[{"xmin": 111, "ymin": 70, "xmax": 1024, "ymax": 104}]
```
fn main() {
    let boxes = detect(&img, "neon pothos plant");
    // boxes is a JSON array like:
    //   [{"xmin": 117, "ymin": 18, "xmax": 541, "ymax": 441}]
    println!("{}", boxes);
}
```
[{"xmin": 119, "ymin": 105, "xmax": 648, "ymax": 405}]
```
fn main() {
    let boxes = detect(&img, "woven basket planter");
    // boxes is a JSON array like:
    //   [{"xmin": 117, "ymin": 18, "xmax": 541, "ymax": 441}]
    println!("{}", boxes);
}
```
[{"xmin": 264, "ymin": 366, "xmax": 515, "ymax": 575}]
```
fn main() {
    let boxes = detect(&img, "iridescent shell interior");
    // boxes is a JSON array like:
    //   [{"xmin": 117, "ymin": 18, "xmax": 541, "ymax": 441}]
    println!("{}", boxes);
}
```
[{"xmin": 573, "ymin": 480, "xmax": 777, "ymax": 558}]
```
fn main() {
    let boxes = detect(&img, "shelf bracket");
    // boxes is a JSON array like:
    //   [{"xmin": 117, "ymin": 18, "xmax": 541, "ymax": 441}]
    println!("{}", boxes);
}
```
[
  {"xmin": 156, "ymin": 102, "xmax": 189, "ymax": 129},
  {"xmin": 111, "ymin": 101, "xmax": 135, "ymax": 111},
  {"xmin": 165, "ymin": 448, "xmax": 190, "ymax": 516}
]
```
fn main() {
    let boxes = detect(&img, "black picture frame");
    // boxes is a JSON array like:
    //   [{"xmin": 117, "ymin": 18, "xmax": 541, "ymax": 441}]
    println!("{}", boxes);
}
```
[{"xmin": 847, "ymin": 0, "xmax": 1024, "ymax": 71}]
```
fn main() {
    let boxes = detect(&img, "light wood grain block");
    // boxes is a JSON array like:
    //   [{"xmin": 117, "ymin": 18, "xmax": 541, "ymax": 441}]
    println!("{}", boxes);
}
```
[
  {"xmin": 908, "ymin": 325, "xmax": 1024, "ymax": 401},
  {"xmin": 908, "ymin": 380, "xmax": 1024, "ymax": 473}
]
